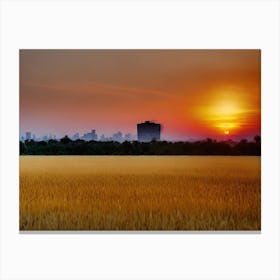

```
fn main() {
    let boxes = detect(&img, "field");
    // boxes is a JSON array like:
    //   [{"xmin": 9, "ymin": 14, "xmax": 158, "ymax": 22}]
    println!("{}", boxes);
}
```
[{"xmin": 20, "ymin": 156, "xmax": 261, "ymax": 231}]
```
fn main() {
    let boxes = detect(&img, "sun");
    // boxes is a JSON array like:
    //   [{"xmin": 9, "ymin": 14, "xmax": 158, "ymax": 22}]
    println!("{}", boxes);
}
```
[
  {"xmin": 204, "ymin": 99, "xmax": 242, "ymax": 135},
  {"xmin": 216, "ymin": 123, "xmax": 235, "ymax": 135},
  {"xmin": 195, "ymin": 88, "xmax": 253, "ymax": 137}
]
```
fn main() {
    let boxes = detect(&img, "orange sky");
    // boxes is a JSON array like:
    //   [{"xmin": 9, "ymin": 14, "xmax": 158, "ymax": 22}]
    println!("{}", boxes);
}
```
[{"xmin": 20, "ymin": 50, "xmax": 260, "ymax": 141}]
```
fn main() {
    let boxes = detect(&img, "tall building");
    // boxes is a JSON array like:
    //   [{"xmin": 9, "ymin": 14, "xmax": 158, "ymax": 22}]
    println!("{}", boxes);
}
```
[
  {"xmin": 100, "ymin": 134, "xmax": 107, "ymax": 141},
  {"xmin": 124, "ymin": 133, "xmax": 132, "ymax": 141},
  {"xmin": 82, "ymin": 129, "xmax": 98, "ymax": 141},
  {"xmin": 137, "ymin": 121, "xmax": 161, "ymax": 142},
  {"xmin": 112, "ymin": 131, "xmax": 123, "ymax": 142},
  {"xmin": 25, "ymin": 131, "xmax": 31, "ymax": 141},
  {"xmin": 91, "ymin": 129, "xmax": 98, "ymax": 141}
]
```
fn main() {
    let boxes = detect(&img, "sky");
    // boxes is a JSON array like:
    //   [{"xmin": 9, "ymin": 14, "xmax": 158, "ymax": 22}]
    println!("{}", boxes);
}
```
[{"xmin": 20, "ymin": 50, "xmax": 261, "ymax": 141}]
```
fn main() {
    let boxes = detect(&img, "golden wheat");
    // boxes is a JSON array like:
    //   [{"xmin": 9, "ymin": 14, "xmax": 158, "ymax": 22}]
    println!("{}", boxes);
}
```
[{"xmin": 20, "ymin": 156, "xmax": 261, "ymax": 230}]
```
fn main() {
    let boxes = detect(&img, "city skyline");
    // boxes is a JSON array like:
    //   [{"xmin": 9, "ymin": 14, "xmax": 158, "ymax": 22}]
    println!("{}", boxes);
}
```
[
  {"xmin": 21, "ymin": 129, "xmax": 135, "ymax": 142},
  {"xmin": 20, "ymin": 50, "xmax": 261, "ymax": 141}
]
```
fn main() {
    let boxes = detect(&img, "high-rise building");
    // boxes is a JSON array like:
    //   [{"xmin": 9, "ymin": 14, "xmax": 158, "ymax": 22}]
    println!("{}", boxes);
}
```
[
  {"xmin": 137, "ymin": 121, "xmax": 161, "ymax": 142},
  {"xmin": 25, "ymin": 131, "xmax": 31, "ymax": 141},
  {"xmin": 124, "ymin": 133, "xmax": 132, "ymax": 141},
  {"xmin": 91, "ymin": 129, "xmax": 98, "ymax": 141},
  {"xmin": 100, "ymin": 134, "xmax": 107, "ymax": 141},
  {"xmin": 82, "ymin": 129, "xmax": 98, "ymax": 141},
  {"xmin": 112, "ymin": 131, "xmax": 123, "ymax": 142}
]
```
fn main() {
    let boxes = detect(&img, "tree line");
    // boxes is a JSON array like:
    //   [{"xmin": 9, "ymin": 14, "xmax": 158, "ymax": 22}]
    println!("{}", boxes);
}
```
[{"xmin": 20, "ymin": 135, "xmax": 261, "ymax": 155}]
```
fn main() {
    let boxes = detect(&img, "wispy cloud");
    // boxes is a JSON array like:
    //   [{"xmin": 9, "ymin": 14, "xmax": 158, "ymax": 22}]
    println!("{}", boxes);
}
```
[{"xmin": 22, "ymin": 81, "xmax": 172, "ymax": 99}]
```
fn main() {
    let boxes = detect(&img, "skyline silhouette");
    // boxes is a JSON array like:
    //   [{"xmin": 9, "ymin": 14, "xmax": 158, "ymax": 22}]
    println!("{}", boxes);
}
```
[{"xmin": 20, "ymin": 50, "xmax": 261, "ymax": 141}]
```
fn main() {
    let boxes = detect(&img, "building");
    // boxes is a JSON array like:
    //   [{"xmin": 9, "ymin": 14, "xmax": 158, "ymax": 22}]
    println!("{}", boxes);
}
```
[
  {"xmin": 25, "ymin": 131, "xmax": 31, "ymax": 141},
  {"xmin": 82, "ymin": 129, "xmax": 98, "ymax": 141},
  {"xmin": 112, "ymin": 131, "xmax": 123, "ymax": 142},
  {"xmin": 137, "ymin": 121, "xmax": 161, "ymax": 142},
  {"xmin": 100, "ymin": 134, "xmax": 107, "ymax": 141},
  {"xmin": 124, "ymin": 133, "xmax": 132, "ymax": 142}
]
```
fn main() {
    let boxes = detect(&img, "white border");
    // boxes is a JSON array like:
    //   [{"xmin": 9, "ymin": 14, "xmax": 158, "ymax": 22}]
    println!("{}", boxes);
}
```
[{"xmin": 1, "ymin": 1, "xmax": 280, "ymax": 279}]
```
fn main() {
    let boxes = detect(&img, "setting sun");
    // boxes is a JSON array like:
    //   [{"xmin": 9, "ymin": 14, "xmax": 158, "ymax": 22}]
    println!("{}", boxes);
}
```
[
  {"xmin": 216, "ymin": 122, "xmax": 237, "ymax": 135},
  {"xmin": 193, "ymin": 85, "xmax": 260, "ymax": 138}
]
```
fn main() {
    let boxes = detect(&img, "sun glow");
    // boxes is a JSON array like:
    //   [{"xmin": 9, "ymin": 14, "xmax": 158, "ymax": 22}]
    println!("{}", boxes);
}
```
[
  {"xmin": 195, "ymin": 89, "xmax": 250, "ymax": 136},
  {"xmin": 202, "ymin": 101, "xmax": 242, "ymax": 134},
  {"xmin": 215, "ymin": 122, "xmax": 238, "ymax": 134}
]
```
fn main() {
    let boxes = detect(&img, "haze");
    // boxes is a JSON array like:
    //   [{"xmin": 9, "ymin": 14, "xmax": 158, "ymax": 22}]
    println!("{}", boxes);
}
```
[{"xmin": 20, "ymin": 49, "xmax": 260, "ymax": 141}]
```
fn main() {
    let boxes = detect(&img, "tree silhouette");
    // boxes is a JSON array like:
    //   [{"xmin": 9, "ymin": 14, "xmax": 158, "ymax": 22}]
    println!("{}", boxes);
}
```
[
  {"xmin": 60, "ymin": 135, "xmax": 72, "ymax": 144},
  {"xmin": 254, "ymin": 135, "xmax": 261, "ymax": 143},
  {"xmin": 19, "ymin": 138, "xmax": 261, "ymax": 156}
]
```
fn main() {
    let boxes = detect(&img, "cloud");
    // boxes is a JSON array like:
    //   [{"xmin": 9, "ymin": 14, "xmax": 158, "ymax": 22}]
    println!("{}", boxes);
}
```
[{"xmin": 21, "ymin": 81, "xmax": 172, "ymax": 99}]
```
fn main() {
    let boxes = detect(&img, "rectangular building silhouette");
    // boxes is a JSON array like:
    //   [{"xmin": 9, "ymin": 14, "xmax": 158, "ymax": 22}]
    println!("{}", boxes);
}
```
[
  {"xmin": 25, "ymin": 131, "xmax": 31, "ymax": 141},
  {"xmin": 137, "ymin": 121, "xmax": 161, "ymax": 142}
]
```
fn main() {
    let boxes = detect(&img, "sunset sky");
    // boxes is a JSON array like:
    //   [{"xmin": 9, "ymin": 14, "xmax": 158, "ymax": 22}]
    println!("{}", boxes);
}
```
[{"xmin": 20, "ymin": 50, "xmax": 260, "ymax": 141}]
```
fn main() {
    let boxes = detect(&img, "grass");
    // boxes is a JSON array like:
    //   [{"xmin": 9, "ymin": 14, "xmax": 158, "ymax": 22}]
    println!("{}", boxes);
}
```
[{"xmin": 20, "ymin": 156, "xmax": 261, "ymax": 230}]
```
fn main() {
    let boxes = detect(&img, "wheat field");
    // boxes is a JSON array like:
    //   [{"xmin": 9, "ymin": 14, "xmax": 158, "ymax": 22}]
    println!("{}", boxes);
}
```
[{"xmin": 20, "ymin": 156, "xmax": 261, "ymax": 231}]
